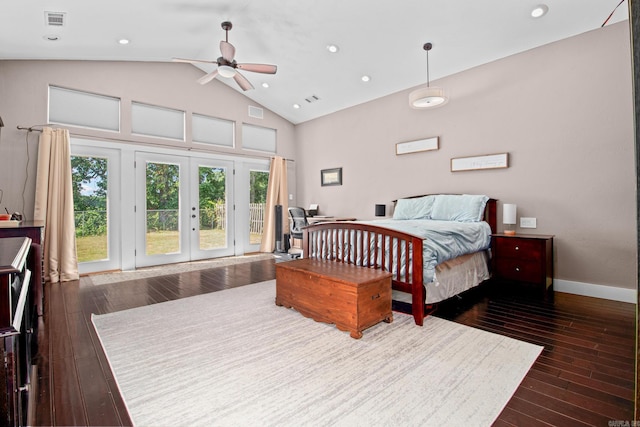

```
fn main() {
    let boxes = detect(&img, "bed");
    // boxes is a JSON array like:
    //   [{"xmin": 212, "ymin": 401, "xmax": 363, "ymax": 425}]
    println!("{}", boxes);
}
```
[{"xmin": 302, "ymin": 194, "xmax": 497, "ymax": 326}]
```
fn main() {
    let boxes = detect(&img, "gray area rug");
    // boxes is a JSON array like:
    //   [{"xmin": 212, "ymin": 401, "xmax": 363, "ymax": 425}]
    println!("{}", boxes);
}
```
[
  {"xmin": 92, "ymin": 280, "xmax": 542, "ymax": 426},
  {"xmin": 88, "ymin": 253, "xmax": 275, "ymax": 285}
]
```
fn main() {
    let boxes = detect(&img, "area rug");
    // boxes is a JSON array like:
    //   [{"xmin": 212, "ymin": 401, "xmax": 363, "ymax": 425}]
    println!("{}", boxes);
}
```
[
  {"xmin": 92, "ymin": 280, "xmax": 542, "ymax": 426},
  {"xmin": 88, "ymin": 253, "xmax": 274, "ymax": 285}
]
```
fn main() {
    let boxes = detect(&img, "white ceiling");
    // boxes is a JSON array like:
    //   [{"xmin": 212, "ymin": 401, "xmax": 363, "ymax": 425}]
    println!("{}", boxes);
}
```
[{"xmin": 0, "ymin": 0, "xmax": 629, "ymax": 124}]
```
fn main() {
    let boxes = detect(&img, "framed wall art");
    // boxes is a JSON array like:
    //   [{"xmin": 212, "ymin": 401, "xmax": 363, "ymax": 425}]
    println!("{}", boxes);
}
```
[
  {"xmin": 321, "ymin": 167, "xmax": 342, "ymax": 186},
  {"xmin": 450, "ymin": 153, "xmax": 509, "ymax": 172},
  {"xmin": 395, "ymin": 136, "xmax": 439, "ymax": 155}
]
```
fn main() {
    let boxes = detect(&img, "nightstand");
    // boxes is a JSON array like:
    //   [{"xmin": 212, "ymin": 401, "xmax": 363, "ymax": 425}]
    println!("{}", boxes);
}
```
[{"xmin": 491, "ymin": 233, "xmax": 554, "ymax": 294}]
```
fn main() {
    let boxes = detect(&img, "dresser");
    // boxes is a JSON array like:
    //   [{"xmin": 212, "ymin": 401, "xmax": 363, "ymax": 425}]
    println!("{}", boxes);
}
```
[
  {"xmin": 0, "ymin": 222, "xmax": 44, "ymax": 317},
  {"xmin": 491, "ymin": 233, "xmax": 554, "ymax": 294},
  {"xmin": 0, "ymin": 237, "xmax": 35, "ymax": 426}
]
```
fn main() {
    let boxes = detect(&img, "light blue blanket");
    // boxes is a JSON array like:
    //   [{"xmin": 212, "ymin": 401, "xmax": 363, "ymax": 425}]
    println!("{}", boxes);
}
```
[{"xmin": 359, "ymin": 219, "xmax": 492, "ymax": 283}]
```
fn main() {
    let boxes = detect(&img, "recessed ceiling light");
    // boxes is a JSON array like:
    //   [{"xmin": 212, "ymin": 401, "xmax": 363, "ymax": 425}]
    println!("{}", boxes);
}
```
[
  {"xmin": 262, "ymin": 82, "xmax": 269, "ymax": 88},
  {"xmin": 118, "ymin": 38, "xmax": 130, "ymax": 45},
  {"xmin": 361, "ymin": 75, "xmax": 371, "ymax": 82},
  {"xmin": 43, "ymin": 34, "xmax": 60, "ymax": 41},
  {"xmin": 326, "ymin": 44, "xmax": 339, "ymax": 53},
  {"xmin": 531, "ymin": 4, "xmax": 549, "ymax": 18},
  {"xmin": 293, "ymin": 104, "xmax": 301, "ymax": 109}
]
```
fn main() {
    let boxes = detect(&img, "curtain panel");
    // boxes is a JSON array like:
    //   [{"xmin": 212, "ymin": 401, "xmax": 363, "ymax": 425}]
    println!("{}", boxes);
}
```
[
  {"xmin": 260, "ymin": 157, "xmax": 289, "ymax": 253},
  {"xmin": 34, "ymin": 127, "xmax": 79, "ymax": 282}
]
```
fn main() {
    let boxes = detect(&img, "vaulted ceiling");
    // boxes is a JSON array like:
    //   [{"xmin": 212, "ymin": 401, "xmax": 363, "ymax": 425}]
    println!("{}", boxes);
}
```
[{"xmin": 0, "ymin": 0, "xmax": 629, "ymax": 124}]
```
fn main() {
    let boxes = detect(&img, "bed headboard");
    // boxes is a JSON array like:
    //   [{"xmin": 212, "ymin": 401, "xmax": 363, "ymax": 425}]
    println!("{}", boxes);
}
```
[{"xmin": 393, "ymin": 194, "xmax": 498, "ymax": 235}]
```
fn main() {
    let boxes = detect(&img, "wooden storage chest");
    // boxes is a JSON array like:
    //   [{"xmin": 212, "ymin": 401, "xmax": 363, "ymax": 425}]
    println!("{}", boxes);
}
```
[{"xmin": 275, "ymin": 258, "xmax": 393, "ymax": 339}]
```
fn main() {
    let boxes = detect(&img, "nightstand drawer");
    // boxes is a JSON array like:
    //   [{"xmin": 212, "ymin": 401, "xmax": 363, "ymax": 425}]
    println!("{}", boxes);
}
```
[
  {"xmin": 494, "ymin": 238, "xmax": 542, "ymax": 260},
  {"xmin": 495, "ymin": 258, "xmax": 542, "ymax": 283}
]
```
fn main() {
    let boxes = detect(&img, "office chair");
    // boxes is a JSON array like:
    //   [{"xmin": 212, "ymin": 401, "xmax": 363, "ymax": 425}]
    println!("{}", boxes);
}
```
[{"xmin": 288, "ymin": 207, "xmax": 308, "ymax": 258}]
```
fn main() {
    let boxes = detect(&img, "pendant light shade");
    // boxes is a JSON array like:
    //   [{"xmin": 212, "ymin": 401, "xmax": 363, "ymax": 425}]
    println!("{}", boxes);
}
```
[
  {"xmin": 409, "ymin": 87, "xmax": 448, "ymax": 108},
  {"xmin": 409, "ymin": 42, "xmax": 449, "ymax": 109}
]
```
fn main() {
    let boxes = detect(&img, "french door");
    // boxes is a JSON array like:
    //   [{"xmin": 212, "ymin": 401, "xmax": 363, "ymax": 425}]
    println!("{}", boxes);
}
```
[
  {"xmin": 190, "ymin": 157, "xmax": 235, "ymax": 260},
  {"xmin": 71, "ymin": 144, "xmax": 121, "ymax": 274},
  {"xmin": 134, "ymin": 152, "xmax": 234, "ymax": 268}
]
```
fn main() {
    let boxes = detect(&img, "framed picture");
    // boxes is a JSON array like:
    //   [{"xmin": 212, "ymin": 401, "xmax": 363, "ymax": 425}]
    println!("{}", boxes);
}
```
[
  {"xmin": 395, "ymin": 136, "xmax": 439, "ymax": 155},
  {"xmin": 321, "ymin": 167, "xmax": 342, "ymax": 186},
  {"xmin": 450, "ymin": 153, "xmax": 509, "ymax": 172}
]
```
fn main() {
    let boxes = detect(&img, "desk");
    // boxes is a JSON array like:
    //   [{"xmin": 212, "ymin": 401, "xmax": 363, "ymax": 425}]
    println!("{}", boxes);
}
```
[{"xmin": 307, "ymin": 217, "xmax": 356, "ymax": 224}]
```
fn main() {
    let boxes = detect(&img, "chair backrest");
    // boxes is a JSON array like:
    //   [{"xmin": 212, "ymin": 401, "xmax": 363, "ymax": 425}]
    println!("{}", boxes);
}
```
[{"xmin": 288, "ymin": 207, "xmax": 308, "ymax": 238}]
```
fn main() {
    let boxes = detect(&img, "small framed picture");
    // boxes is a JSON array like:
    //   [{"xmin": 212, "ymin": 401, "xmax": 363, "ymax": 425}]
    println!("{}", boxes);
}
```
[{"xmin": 321, "ymin": 167, "xmax": 342, "ymax": 186}]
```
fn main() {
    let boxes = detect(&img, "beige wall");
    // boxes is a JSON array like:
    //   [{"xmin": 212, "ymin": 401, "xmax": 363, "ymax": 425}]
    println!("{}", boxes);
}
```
[
  {"xmin": 0, "ymin": 59, "xmax": 296, "ymax": 217},
  {"xmin": 295, "ymin": 22, "xmax": 636, "ymax": 291}
]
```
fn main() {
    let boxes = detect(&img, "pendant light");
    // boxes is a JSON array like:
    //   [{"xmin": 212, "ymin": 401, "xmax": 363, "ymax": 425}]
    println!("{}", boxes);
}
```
[{"xmin": 409, "ymin": 42, "xmax": 448, "ymax": 109}]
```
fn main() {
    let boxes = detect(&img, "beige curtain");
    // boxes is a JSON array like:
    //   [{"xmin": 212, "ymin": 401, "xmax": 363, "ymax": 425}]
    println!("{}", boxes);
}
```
[
  {"xmin": 260, "ymin": 157, "xmax": 289, "ymax": 253},
  {"xmin": 34, "ymin": 127, "xmax": 79, "ymax": 283}
]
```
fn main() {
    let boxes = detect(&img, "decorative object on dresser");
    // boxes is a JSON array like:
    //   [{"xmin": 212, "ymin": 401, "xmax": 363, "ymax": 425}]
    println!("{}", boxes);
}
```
[
  {"xmin": 491, "ymin": 233, "xmax": 554, "ymax": 295},
  {"xmin": 503, "ymin": 203, "xmax": 517, "ymax": 235},
  {"xmin": 0, "ymin": 237, "xmax": 36, "ymax": 426},
  {"xmin": 303, "ymin": 194, "xmax": 497, "ymax": 326},
  {"xmin": 275, "ymin": 258, "xmax": 393, "ymax": 339}
]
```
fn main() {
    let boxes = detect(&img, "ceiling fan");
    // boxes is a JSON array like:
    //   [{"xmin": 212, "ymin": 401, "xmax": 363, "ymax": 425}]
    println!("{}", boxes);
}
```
[{"xmin": 173, "ymin": 21, "xmax": 277, "ymax": 91}]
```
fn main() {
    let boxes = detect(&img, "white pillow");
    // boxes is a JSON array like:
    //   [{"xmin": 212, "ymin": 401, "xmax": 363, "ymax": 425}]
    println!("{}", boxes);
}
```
[
  {"xmin": 393, "ymin": 196, "xmax": 435, "ymax": 220},
  {"xmin": 430, "ymin": 194, "xmax": 489, "ymax": 222}
]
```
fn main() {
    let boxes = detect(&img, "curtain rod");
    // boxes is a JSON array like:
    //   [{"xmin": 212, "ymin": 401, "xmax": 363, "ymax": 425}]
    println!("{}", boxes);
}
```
[
  {"xmin": 16, "ymin": 125, "xmax": 293, "ymax": 162},
  {"xmin": 17, "ymin": 125, "xmax": 47, "ymax": 132}
]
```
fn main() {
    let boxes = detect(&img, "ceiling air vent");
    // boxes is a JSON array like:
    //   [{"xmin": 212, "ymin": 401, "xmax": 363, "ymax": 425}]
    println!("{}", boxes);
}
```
[
  {"xmin": 45, "ymin": 11, "xmax": 66, "ymax": 27},
  {"xmin": 305, "ymin": 95, "xmax": 320, "ymax": 104},
  {"xmin": 248, "ymin": 106, "xmax": 264, "ymax": 119}
]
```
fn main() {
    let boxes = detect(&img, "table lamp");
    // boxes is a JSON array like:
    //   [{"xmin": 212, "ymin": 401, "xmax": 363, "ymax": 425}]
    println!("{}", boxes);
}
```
[{"xmin": 503, "ymin": 203, "xmax": 517, "ymax": 235}]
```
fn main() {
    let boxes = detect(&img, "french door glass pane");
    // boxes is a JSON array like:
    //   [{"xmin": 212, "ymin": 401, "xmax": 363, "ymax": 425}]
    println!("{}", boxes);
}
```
[
  {"xmin": 198, "ymin": 166, "xmax": 227, "ymax": 250},
  {"xmin": 71, "ymin": 156, "xmax": 108, "ymax": 263},
  {"xmin": 146, "ymin": 162, "xmax": 180, "ymax": 255},
  {"xmin": 249, "ymin": 170, "xmax": 269, "ymax": 245}
]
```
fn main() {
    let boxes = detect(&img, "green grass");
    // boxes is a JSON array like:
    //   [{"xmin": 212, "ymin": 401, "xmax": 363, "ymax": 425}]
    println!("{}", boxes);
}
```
[
  {"xmin": 77, "ymin": 229, "xmax": 264, "ymax": 262},
  {"xmin": 76, "ymin": 234, "xmax": 108, "ymax": 263}
]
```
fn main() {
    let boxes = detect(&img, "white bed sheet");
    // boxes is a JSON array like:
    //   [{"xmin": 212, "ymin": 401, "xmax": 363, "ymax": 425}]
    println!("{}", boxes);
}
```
[{"xmin": 392, "ymin": 250, "xmax": 490, "ymax": 304}]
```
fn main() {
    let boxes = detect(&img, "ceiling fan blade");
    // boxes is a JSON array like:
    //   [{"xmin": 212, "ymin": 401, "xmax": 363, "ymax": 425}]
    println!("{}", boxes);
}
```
[
  {"xmin": 172, "ymin": 57, "xmax": 218, "ymax": 65},
  {"xmin": 197, "ymin": 69, "xmax": 219, "ymax": 85},
  {"xmin": 220, "ymin": 41, "xmax": 236, "ymax": 61},
  {"xmin": 236, "ymin": 63, "xmax": 277, "ymax": 74},
  {"xmin": 233, "ymin": 71, "xmax": 254, "ymax": 91}
]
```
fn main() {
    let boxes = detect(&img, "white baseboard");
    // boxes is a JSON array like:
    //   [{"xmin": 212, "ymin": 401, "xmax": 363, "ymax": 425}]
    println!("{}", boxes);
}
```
[{"xmin": 554, "ymin": 279, "xmax": 637, "ymax": 304}]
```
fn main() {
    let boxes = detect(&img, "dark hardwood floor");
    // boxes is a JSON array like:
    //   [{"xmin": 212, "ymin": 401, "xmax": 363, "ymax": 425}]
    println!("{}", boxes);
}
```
[{"xmin": 33, "ymin": 258, "xmax": 635, "ymax": 426}]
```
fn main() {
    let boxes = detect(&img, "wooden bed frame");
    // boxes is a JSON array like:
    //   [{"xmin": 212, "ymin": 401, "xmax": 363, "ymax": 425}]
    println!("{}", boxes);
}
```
[{"xmin": 302, "ymin": 197, "xmax": 497, "ymax": 326}]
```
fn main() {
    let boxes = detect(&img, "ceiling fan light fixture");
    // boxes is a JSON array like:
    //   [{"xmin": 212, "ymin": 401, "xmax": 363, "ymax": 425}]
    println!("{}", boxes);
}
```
[
  {"xmin": 218, "ymin": 65, "xmax": 236, "ymax": 78},
  {"xmin": 409, "ymin": 86, "xmax": 448, "ymax": 108},
  {"xmin": 410, "ymin": 42, "xmax": 449, "ymax": 109}
]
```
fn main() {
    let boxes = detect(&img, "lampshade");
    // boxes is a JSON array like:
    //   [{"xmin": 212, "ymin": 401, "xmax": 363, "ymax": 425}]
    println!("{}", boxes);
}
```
[
  {"xmin": 503, "ymin": 204, "xmax": 517, "ymax": 225},
  {"xmin": 375, "ymin": 204, "xmax": 386, "ymax": 217},
  {"xmin": 218, "ymin": 65, "xmax": 236, "ymax": 78},
  {"xmin": 410, "ymin": 42, "xmax": 449, "ymax": 109},
  {"xmin": 409, "ymin": 87, "xmax": 448, "ymax": 109}
]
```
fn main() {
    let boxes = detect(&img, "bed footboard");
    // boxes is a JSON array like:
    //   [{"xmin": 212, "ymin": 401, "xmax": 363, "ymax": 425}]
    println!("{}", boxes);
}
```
[{"xmin": 302, "ymin": 222, "xmax": 427, "ymax": 326}]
